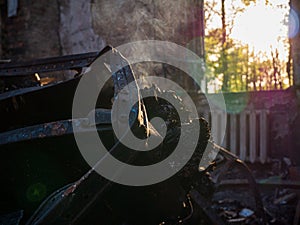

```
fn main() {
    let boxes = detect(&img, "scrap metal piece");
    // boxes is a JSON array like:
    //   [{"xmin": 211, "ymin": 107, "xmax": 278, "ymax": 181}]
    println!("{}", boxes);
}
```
[
  {"xmin": 0, "ymin": 46, "xmax": 114, "ymax": 132},
  {"xmin": 0, "ymin": 48, "xmax": 108, "ymax": 77},
  {"xmin": 109, "ymin": 47, "xmax": 146, "ymax": 135},
  {"xmin": 293, "ymin": 198, "xmax": 300, "ymax": 225},
  {"xmin": 7, "ymin": 0, "xmax": 18, "ymax": 17},
  {"xmin": 273, "ymin": 192, "xmax": 297, "ymax": 205},
  {"xmin": 211, "ymin": 143, "xmax": 266, "ymax": 220},
  {"xmin": 24, "ymin": 47, "xmax": 148, "ymax": 225},
  {"xmin": 0, "ymin": 113, "xmax": 113, "ymax": 146},
  {"xmin": 239, "ymin": 208, "xmax": 254, "ymax": 217},
  {"xmin": 0, "ymin": 119, "xmax": 72, "ymax": 145},
  {"xmin": 0, "ymin": 210, "xmax": 23, "ymax": 225},
  {"xmin": 189, "ymin": 189, "xmax": 226, "ymax": 225}
]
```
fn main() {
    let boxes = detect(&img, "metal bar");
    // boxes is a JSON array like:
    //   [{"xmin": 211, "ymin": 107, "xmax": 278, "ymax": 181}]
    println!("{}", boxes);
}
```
[
  {"xmin": 220, "ymin": 110, "xmax": 227, "ymax": 148},
  {"xmin": 293, "ymin": 198, "xmax": 300, "ymax": 225},
  {"xmin": 189, "ymin": 189, "xmax": 226, "ymax": 225},
  {"xmin": 260, "ymin": 110, "xmax": 268, "ymax": 163},
  {"xmin": 0, "ymin": 111, "xmax": 112, "ymax": 146},
  {"xmin": 0, "ymin": 46, "xmax": 112, "ymax": 77},
  {"xmin": 230, "ymin": 114, "xmax": 237, "ymax": 155},
  {"xmin": 211, "ymin": 110, "xmax": 220, "ymax": 145},
  {"xmin": 249, "ymin": 110, "xmax": 256, "ymax": 163},
  {"xmin": 239, "ymin": 112, "xmax": 247, "ymax": 161},
  {"xmin": 0, "ymin": 52, "xmax": 98, "ymax": 76},
  {"xmin": 219, "ymin": 148, "xmax": 266, "ymax": 222}
]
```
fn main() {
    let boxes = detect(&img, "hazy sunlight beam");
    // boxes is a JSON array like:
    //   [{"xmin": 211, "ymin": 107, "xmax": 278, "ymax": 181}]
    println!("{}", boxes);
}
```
[{"xmin": 231, "ymin": 2, "xmax": 287, "ymax": 55}]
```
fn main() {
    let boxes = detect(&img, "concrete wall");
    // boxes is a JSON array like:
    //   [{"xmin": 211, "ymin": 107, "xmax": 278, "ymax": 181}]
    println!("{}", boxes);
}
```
[
  {"xmin": 58, "ymin": 0, "xmax": 105, "ymax": 55},
  {"xmin": 291, "ymin": 0, "xmax": 300, "ymax": 88},
  {"xmin": 1, "ymin": 0, "xmax": 203, "ymax": 60},
  {"xmin": 2, "ymin": 0, "xmax": 61, "ymax": 61}
]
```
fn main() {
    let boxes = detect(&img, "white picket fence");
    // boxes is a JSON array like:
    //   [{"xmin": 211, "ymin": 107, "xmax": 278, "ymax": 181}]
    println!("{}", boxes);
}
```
[{"xmin": 203, "ymin": 109, "xmax": 270, "ymax": 164}]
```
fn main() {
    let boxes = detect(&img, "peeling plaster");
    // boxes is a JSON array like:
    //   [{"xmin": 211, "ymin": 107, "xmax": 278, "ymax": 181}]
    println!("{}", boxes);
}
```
[{"xmin": 58, "ymin": 0, "xmax": 105, "ymax": 55}]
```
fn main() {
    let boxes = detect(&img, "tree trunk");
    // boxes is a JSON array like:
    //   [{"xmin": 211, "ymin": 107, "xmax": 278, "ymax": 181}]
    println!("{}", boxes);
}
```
[
  {"xmin": 221, "ymin": 0, "xmax": 229, "ymax": 92},
  {"xmin": 290, "ymin": 0, "xmax": 300, "ymax": 88},
  {"xmin": 287, "ymin": 38, "xmax": 293, "ymax": 86}
]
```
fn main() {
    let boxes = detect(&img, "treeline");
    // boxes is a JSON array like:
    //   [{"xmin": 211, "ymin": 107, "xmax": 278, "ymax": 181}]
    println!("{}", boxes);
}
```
[
  {"xmin": 203, "ymin": 0, "xmax": 291, "ymax": 93},
  {"xmin": 205, "ymin": 28, "xmax": 291, "ymax": 93}
]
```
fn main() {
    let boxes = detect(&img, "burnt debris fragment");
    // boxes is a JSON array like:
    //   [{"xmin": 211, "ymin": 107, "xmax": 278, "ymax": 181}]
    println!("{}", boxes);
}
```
[{"xmin": 0, "ymin": 46, "xmax": 298, "ymax": 225}]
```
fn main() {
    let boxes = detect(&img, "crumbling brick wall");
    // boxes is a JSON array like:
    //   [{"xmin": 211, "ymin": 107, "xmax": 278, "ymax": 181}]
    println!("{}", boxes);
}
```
[
  {"xmin": 291, "ymin": 0, "xmax": 300, "ymax": 94},
  {"xmin": 1, "ymin": 0, "xmax": 61, "ymax": 61},
  {"xmin": 1, "ymin": 0, "xmax": 203, "ymax": 59},
  {"xmin": 58, "ymin": 0, "xmax": 105, "ymax": 55}
]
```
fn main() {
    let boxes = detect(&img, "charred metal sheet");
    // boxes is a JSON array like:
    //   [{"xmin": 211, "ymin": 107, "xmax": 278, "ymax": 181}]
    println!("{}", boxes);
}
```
[
  {"xmin": 108, "ymin": 47, "xmax": 144, "ymax": 132},
  {"xmin": 210, "ymin": 143, "xmax": 265, "ymax": 215},
  {"xmin": 0, "ymin": 74, "xmax": 81, "ymax": 132},
  {"xmin": 0, "ymin": 210, "xmax": 23, "ymax": 225},
  {"xmin": 86, "ymin": 108, "xmax": 112, "ymax": 126},
  {"xmin": 0, "ymin": 108, "xmax": 113, "ymax": 146},
  {"xmin": 294, "ymin": 199, "xmax": 300, "ymax": 225},
  {"xmin": 190, "ymin": 189, "xmax": 226, "ymax": 225},
  {"xmin": 25, "ymin": 125, "xmax": 147, "ymax": 225},
  {"xmin": 24, "ymin": 118, "xmax": 210, "ymax": 225},
  {"xmin": 0, "ymin": 46, "xmax": 137, "ymax": 133},
  {"xmin": 0, "ymin": 46, "xmax": 110, "ymax": 77},
  {"xmin": 0, "ymin": 119, "xmax": 73, "ymax": 145}
]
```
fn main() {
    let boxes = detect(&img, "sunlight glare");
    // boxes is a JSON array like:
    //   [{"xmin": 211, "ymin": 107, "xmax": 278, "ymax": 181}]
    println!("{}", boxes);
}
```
[{"xmin": 231, "ymin": 3, "xmax": 285, "ymax": 53}]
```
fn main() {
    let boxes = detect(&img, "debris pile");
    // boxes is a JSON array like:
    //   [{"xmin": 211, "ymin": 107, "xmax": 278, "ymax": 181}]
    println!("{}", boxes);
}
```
[{"xmin": 0, "ymin": 47, "xmax": 299, "ymax": 225}]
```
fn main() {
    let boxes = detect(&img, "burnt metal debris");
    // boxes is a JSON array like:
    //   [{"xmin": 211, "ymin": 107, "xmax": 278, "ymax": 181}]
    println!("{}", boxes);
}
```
[{"xmin": 0, "ymin": 46, "xmax": 298, "ymax": 225}]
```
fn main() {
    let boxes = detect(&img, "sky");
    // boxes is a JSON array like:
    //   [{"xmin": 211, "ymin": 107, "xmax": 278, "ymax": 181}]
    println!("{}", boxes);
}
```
[{"xmin": 206, "ymin": 0, "xmax": 290, "ymax": 60}]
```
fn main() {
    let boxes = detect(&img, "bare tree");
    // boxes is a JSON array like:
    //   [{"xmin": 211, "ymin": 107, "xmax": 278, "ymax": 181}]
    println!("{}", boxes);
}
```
[{"xmin": 221, "ymin": 0, "xmax": 229, "ymax": 92}]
